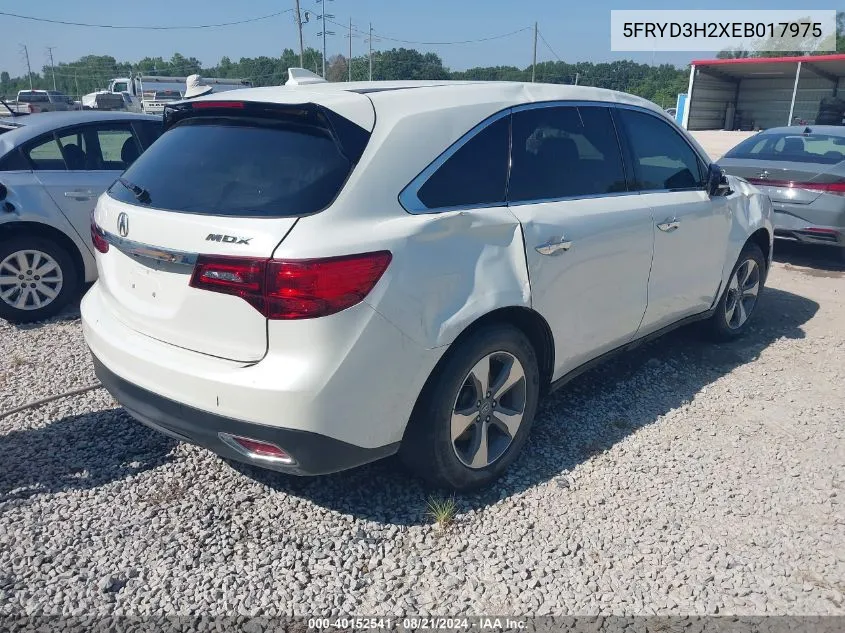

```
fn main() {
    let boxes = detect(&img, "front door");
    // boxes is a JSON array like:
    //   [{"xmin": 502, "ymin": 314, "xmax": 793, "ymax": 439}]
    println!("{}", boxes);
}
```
[
  {"xmin": 505, "ymin": 104, "xmax": 654, "ymax": 378},
  {"xmin": 614, "ymin": 108, "xmax": 731, "ymax": 334}
]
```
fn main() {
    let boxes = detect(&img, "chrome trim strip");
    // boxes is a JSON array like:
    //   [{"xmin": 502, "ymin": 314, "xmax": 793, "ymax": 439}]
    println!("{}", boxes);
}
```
[{"xmin": 102, "ymin": 230, "xmax": 198, "ymax": 268}]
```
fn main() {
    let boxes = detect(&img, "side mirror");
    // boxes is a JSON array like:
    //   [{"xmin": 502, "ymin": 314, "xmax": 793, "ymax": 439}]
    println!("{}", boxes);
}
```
[{"xmin": 707, "ymin": 163, "xmax": 732, "ymax": 196}]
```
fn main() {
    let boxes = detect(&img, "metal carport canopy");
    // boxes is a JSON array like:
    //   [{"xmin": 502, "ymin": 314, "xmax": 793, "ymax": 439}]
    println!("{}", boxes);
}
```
[{"xmin": 682, "ymin": 53, "xmax": 845, "ymax": 131}]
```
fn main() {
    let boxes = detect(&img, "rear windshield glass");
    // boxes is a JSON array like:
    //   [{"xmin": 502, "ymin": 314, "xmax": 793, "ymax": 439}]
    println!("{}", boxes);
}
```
[
  {"xmin": 108, "ymin": 118, "xmax": 354, "ymax": 217},
  {"xmin": 725, "ymin": 132, "xmax": 845, "ymax": 165}
]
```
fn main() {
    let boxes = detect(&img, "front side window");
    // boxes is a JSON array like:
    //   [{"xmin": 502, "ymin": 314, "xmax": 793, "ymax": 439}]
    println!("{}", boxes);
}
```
[
  {"xmin": 416, "ymin": 116, "xmax": 510, "ymax": 210},
  {"xmin": 509, "ymin": 106, "xmax": 627, "ymax": 202},
  {"xmin": 618, "ymin": 109, "xmax": 705, "ymax": 191}
]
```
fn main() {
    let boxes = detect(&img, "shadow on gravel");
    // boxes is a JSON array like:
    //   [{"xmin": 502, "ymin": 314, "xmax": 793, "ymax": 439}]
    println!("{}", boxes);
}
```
[
  {"xmin": 235, "ymin": 286, "xmax": 819, "ymax": 525},
  {"xmin": 773, "ymin": 241, "xmax": 845, "ymax": 275},
  {"xmin": 0, "ymin": 408, "xmax": 176, "ymax": 503}
]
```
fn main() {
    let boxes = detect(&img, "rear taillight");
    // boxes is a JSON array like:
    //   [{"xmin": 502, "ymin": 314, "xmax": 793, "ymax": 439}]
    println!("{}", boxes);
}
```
[
  {"xmin": 189, "ymin": 251, "xmax": 391, "ymax": 320},
  {"xmin": 90, "ymin": 213, "xmax": 109, "ymax": 253},
  {"xmin": 747, "ymin": 178, "xmax": 845, "ymax": 197}
]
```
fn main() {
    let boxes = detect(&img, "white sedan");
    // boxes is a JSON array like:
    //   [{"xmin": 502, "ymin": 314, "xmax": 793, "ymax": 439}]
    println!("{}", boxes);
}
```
[{"xmin": 83, "ymin": 80, "xmax": 773, "ymax": 489}]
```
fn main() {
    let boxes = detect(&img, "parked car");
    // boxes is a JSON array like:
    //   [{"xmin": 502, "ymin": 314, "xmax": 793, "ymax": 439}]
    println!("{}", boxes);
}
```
[
  {"xmin": 720, "ymin": 126, "xmax": 845, "ymax": 248},
  {"xmin": 0, "ymin": 111, "xmax": 162, "ymax": 322},
  {"xmin": 13, "ymin": 90, "xmax": 75, "ymax": 114},
  {"xmin": 83, "ymin": 81, "xmax": 773, "ymax": 490}
]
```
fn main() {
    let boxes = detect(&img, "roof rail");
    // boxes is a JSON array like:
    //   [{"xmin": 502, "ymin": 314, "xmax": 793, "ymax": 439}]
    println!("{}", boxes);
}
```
[{"xmin": 286, "ymin": 68, "xmax": 328, "ymax": 86}]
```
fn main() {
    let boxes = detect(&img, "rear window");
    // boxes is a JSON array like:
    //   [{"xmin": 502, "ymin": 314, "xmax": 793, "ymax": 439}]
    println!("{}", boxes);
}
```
[
  {"xmin": 725, "ymin": 132, "xmax": 845, "ymax": 165},
  {"xmin": 108, "ymin": 117, "xmax": 355, "ymax": 217},
  {"xmin": 18, "ymin": 93, "xmax": 49, "ymax": 103}
]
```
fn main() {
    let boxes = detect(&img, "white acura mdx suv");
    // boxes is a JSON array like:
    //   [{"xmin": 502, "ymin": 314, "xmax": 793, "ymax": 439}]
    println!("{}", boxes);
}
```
[{"xmin": 82, "ymin": 80, "xmax": 773, "ymax": 490}]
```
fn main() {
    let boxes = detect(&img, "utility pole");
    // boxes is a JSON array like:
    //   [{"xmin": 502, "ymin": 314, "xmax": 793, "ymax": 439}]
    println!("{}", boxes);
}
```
[
  {"xmin": 294, "ymin": 0, "xmax": 304, "ymax": 67},
  {"xmin": 316, "ymin": 0, "xmax": 334, "ymax": 78},
  {"xmin": 21, "ymin": 45, "xmax": 33, "ymax": 90},
  {"xmin": 368, "ymin": 23, "xmax": 373, "ymax": 81},
  {"xmin": 348, "ymin": 17, "xmax": 352, "ymax": 82},
  {"xmin": 46, "ymin": 46, "xmax": 57, "ymax": 91},
  {"xmin": 531, "ymin": 22, "xmax": 538, "ymax": 83},
  {"xmin": 575, "ymin": 72, "xmax": 580, "ymax": 85}
]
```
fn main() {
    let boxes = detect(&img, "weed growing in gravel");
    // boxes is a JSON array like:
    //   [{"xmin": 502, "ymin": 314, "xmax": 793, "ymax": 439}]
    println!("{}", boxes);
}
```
[
  {"xmin": 9, "ymin": 354, "xmax": 29, "ymax": 368},
  {"xmin": 427, "ymin": 495, "xmax": 457, "ymax": 530}
]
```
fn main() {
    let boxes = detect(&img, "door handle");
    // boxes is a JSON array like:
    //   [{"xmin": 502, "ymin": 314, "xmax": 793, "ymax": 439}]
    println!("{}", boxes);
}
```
[
  {"xmin": 535, "ymin": 236, "xmax": 573, "ymax": 256},
  {"xmin": 656, "ymin": 218, "xmax": 680, "ymax": 232},
  {"xmin": 64, "ymin": 190, "xmax": 95, "ymax": 200}
]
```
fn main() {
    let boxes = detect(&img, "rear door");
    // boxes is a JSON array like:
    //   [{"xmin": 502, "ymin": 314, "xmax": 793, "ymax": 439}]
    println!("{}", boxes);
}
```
[
  {"xmin": 93, "ymin": 98, "xmax": 374, "ymax": 362},
  {"xmin": 616, "ymin": 108, "xmax": 731, "ymax": 334},
  {"xmin": 29, "ymin": 122, "xmax": 146, "ymax": 249},
  {"xmin": 505, "ymin": 104, "xmax": 654, "ymax": 376}
]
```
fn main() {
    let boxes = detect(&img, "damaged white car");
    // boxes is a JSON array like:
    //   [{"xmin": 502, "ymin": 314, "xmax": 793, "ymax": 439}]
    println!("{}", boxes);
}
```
[{"xmin": 83, "ymin": 80, "xmax": 773, "ymax": 490}]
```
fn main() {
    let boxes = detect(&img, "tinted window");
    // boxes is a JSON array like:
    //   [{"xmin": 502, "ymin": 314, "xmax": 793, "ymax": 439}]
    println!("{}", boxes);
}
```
[
  {"xmin": 509, "ymin": 106, "xmax": 626, "ymax": 202},
  {"xmin": 26, "ymin": 135, "xmax": 65, "ymax": 170},
  {"xmin": 618, "ymin": 109, "xmax": 705, "ymax": 190},
  {"xmin": 416, "ymin": 116, "xmax": 509, "ymax": 209},
  {"xmin": 18, "ymin": 93, "xmax": 49, "ymax": 103},
  {"xmin": 93, "ymin": 125, "xmax": 137, "ymax": 169},
  {"xmin": 725, "ymin": 132, "xmax": 845, "ymax": 165},
  {"xmin": 0, "ymin": 149, "xmax": 31, "ymax": 171},
  {"xmin": 109, "ymin": 118, "xmax": 355, "ymax": 217},
  {"xmin": 133, "ymin": 120, "xmax": 162, "ymax": 149}
]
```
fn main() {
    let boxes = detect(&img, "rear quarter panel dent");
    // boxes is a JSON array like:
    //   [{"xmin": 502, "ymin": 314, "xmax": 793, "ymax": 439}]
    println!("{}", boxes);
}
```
[{"xmin": 364, "ymin": 210, "xmax": 531, "ymax": 349}]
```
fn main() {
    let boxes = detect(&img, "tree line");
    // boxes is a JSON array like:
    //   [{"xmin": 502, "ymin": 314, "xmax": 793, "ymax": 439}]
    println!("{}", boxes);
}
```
[
  {"xmin": 3, "ymin": 11, "xmax": 844, "ymax": 111},
  {"xmin": 0, "ymin": 48, "xmax": 690, "ymax": 109}
]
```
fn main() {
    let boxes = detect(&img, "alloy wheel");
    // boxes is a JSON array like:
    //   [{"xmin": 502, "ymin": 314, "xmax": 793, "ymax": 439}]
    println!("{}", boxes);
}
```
[
  {"xmin": 0, "ymin": 250, "xmax": 64, "ymax": 311},
  {"xmin": 725, "ymin": 258, "xmax": 760, "ymax": 329},
  {"xmin": 450, "ymin": 351, "xmax": 528, "ymax": 469}
]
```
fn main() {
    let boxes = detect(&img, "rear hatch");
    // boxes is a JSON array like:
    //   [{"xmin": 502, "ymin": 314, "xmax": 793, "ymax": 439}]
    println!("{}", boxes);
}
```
[
  {"xmin": 92, "ymin": 93, "xmax": 374, "ymax": 362},
  {"xmin": 720, "ymin": 131, "xmax": 845, "ymax": 204}
]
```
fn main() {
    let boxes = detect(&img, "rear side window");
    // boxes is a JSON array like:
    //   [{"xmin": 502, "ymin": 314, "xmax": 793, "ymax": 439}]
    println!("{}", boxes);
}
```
[
  {"xmin": 618, "ymin": 109, "xmax": 705, "ymax": 191},
  {"xmin": 109, "ymin": 117, "xmax": 357, "ymax": 217},
  {"xmin": 133, "ymin": 120, "xmax": 162, "ymax": 149},
  {"xmin": 509, "ymin": 106, "xmax": 627, "ymax": 202},
  {"xmin": 416, "ymin": 116, "xmax": 509, "ymax": 209},
  {"xmin": 725, "ymin": 132, "xmax": 845, "ymax": 165}
]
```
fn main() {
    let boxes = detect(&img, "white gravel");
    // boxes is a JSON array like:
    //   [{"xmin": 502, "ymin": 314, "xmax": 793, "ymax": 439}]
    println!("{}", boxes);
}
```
[{"xmin": 1, "ymin": 245, "xmax": 844, "ymax": 617}]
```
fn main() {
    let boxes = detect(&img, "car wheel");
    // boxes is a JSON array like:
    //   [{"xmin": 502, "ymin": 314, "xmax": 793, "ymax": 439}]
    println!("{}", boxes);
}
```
[
  {"xmin": 400, "ymin": 324, "xmax": 540, "ymax": 490},
  {"xmin": 0, "ymin": 235, "xmax": 79, "ymax": 324},
  {"xmin": 706, "ymin": 242, "xmax": 765, "ymax": 341}
]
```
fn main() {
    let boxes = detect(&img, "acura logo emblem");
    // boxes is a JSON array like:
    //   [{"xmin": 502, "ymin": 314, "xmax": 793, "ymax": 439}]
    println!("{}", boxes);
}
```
[{"xmin": 117, "ymin": 212, "xmax": 129, "ymax": 238}]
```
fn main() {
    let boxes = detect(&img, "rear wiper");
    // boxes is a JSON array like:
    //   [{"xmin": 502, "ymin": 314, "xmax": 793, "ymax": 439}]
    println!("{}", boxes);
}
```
[{"xmin": 118, "ymin": 177, "xmax": 151, "ymax": 204}]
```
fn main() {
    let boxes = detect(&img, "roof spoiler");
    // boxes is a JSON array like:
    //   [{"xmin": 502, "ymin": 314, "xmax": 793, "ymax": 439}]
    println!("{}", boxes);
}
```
[{"xmin": 285, "ymin": 68, "xmax": 327, "ymax": 86}]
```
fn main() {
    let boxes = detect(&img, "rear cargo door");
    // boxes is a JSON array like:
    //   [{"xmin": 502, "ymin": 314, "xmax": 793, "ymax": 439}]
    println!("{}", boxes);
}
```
[{"xmin": 93, "ymin": 97, "xmax": 374, "ymax": 362}]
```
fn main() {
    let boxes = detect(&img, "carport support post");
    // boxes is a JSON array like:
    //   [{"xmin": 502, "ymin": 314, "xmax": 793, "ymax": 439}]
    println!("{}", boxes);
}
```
[
  {"xmin": 787, "ymin": 62, "xmax": 802, "ymax": 126},
  {"xmin": 681, "ymin": 64, "xmax": 695, "ymax": 130}
]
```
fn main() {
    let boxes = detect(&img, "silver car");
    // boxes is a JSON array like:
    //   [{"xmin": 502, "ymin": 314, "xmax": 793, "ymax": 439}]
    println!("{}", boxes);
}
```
[
  {"xmin": 720, "ymin": 126, "xmax": 845, "ymax": 249},
  {"xmin": 0, "ymin": 111, "xmax": 161, "ymax": 323}
]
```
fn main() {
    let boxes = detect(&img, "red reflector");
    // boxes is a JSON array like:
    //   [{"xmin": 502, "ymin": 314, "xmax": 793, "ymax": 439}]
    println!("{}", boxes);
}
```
[
  {"xmin": 221, "ymin": 434, "xmax": 294, "ymax": 463},
  {"xmin": 747, "ymin": 178, "xmax": 845, "ymax": 196},
  {"xmin": 90, "ymin": 213, "xmax": 109, "ymax": 254},
  {"xmin": 191, "ymin": 101, "xmax": 245, "ymax": 110},
  {"xmin": 802, "ymin": 227, "xmax": 839, "ymax": 235}
]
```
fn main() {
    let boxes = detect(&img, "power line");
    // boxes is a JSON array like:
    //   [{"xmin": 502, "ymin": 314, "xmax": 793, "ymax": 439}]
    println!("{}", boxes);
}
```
[
  {"xmin": 325, "ymin": 18, "xmax": 531, "ymax": 46},
  {"xmin": 537, "ymin": 29, "xmax": 563, "ymax": 63},
  {"xmin": 0, "ymin": 9, "xmax": 293, "ymax": 30}
]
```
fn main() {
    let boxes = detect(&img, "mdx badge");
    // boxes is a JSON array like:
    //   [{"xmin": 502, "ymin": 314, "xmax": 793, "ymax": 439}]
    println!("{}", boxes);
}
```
[{"xmin": 206, "ymin": 234, "xmax": 252, "ymax": 245}]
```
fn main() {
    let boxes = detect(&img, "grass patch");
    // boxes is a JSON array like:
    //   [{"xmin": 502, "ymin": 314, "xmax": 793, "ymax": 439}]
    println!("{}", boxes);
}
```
[{"xmin": 427, "ymin": 494, "xmax": 457, "ymax": 530}]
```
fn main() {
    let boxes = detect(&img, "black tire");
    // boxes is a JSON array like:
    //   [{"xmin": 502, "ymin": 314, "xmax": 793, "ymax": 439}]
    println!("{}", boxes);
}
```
[
  {"xmin": 400, "ymin": 324, "xmax": 540, "ymax": 490},
  {"xmin": 0, "ymin": 234, "xmax": 80, "ymax": 324},
  {"xmin": 706, "ymin": 242, "xmax": 766, "ymax": 341}
]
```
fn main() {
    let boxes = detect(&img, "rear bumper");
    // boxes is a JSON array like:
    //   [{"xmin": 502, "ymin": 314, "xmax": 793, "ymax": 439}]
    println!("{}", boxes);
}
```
[
  {"xmin": 772, "ymin": 204, "xmax": 845, "ymax": 247},
  {"xmin": 93, "ymin": 356, "xmax": 398, "ymax": 475}
]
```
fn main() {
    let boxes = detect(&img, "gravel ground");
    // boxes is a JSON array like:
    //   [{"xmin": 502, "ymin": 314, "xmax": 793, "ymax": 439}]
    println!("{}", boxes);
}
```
[{"xmin": 1, "ymin": 243, "xmax": 843, "ymax": 617}]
